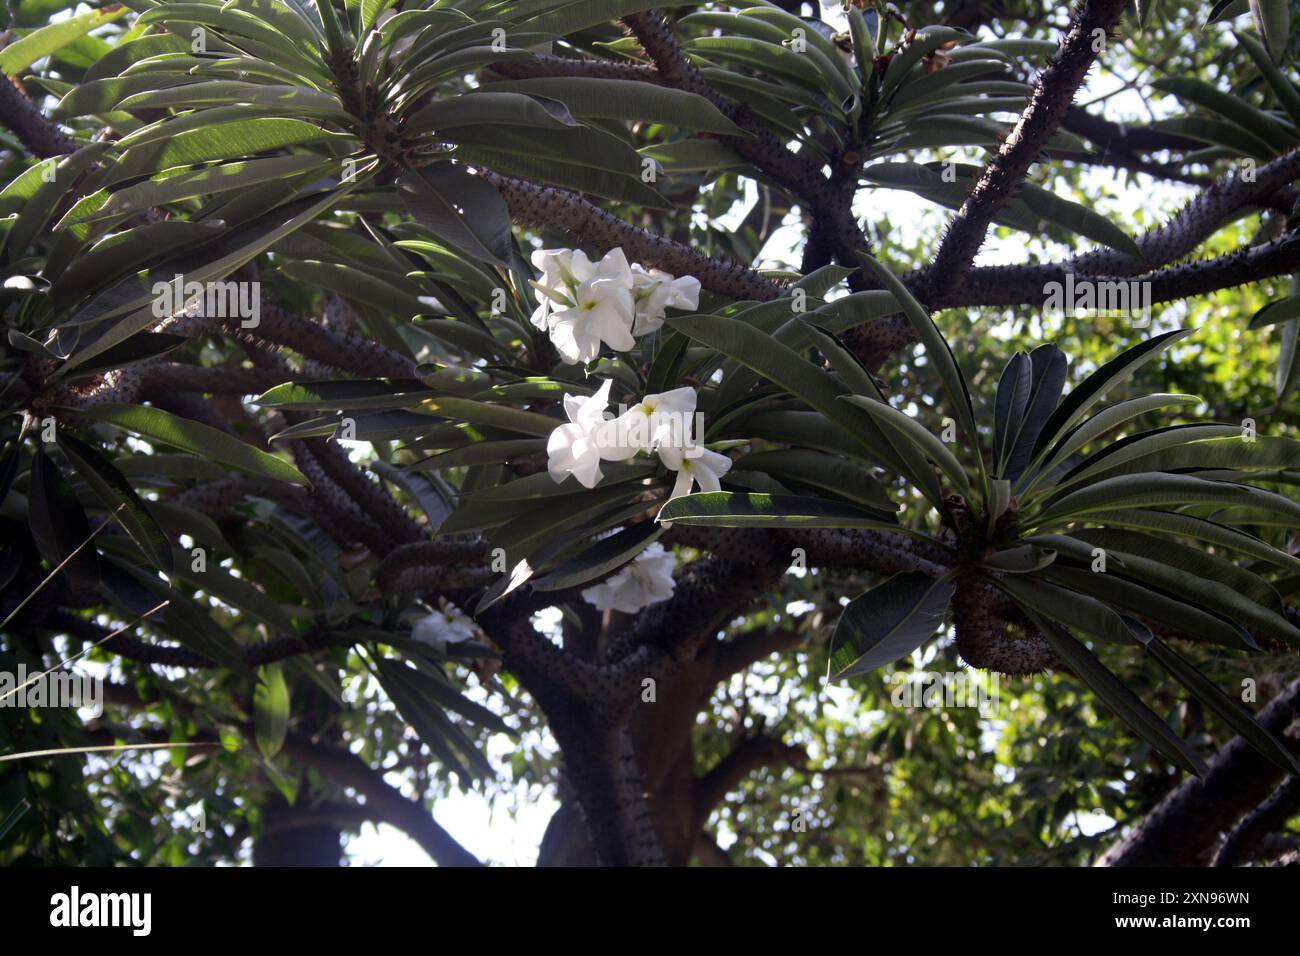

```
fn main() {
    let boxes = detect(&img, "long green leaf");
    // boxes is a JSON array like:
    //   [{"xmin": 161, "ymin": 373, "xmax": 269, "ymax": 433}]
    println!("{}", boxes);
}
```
[
  {"xmin": 1144, "ymin": 637, "xmax": 1300, "ymax": 774},
  {"xmin": 55, "ymin": 432, "xmax": 173, "ymax": 574},
  {"xmin": 829, "ymin": 572, "xmax": 955, "ymax": 679},
  {"xmin": 1029, "ymin": 612, "xmax": 1207, "ymax": 776},
  {"xmin": 857, "ymin": 254, "xmax": 983, "ymax": 493},
  {"xmin": 0, "ymin": 6, "xmax": 129, "ymax": 74},
  {"xmin": 657, "ymin": 491, "xmax": 904, "ymax": 531},
  {"xmin": 70, "ymin": 404, "xmax": 309, "ymax": 485}
]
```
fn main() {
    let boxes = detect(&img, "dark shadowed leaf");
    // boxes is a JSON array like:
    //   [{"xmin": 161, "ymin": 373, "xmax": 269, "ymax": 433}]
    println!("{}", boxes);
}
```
[{"xmin": 829, "ymin": 572, "xmax": 955, "ymax": 679}]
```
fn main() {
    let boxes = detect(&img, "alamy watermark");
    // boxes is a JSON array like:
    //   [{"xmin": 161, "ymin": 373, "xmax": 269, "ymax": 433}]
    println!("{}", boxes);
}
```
[
  {"xmin": 151, "ymin": 274, "xmax": 261, "ymax": 328},
  {"xmin": 598, "ymin": 406, "xmax": 708, "ymax": 459},
  {"xmin": 0, "ymin": 665, "xmax": 103, "ymax": 718},
  {"xmin": 50, "ymin": 886, "xmax": 151, "ymax": 936},
  {"xmin": 890, "ymin": 670, "xmax": 999, "ymax": 714},
  {"xmin": 1042, "ymin": 270, "xmax": 1152, "ymax": 328}
]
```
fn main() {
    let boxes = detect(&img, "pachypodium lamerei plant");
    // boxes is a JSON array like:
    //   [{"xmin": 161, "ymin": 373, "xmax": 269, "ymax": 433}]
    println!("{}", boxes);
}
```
[
  {"xmin": 660, "ymin": 258, "xmax": 1300, "ymax": 779},
  {"xmin": 4, "ymin": 0, "xmax": 1300, "ymax": 868}
]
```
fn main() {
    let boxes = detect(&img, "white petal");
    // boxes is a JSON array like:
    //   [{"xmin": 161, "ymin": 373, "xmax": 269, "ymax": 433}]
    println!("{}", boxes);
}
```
[
  {"xmin": 694, "ymin": 462, "xmax": 723, "ymax": 493},
  {"xmin": 594, "ymin": 247, "xmax": 633, "ymax": 284},
  {"xmin": 591, "ymin": 416, "xmax": 641, "ymax": 461},
  {"xmin": 646, "ymin": 386, "xmax": 696, "ymax": 417},
  {"xmin": 669, "ymin": 466, "xmax": 695, "ymax": 500},
  {"xmin": 697, "ymin": 446, "xmax": 733, "ymax": 478},
  {"xmin": 665, "ymin": 275, "xmax": 701, "ymax": 310},
  {"xmin": 577, "ymin": 378, "xmax": 614, "ymax": 427}
]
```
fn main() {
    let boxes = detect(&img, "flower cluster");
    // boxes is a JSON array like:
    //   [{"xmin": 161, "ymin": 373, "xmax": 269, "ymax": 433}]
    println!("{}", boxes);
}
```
[
  {"xmin": 529, "ymin": 248, "xmax": 700, "ymax": 364},
  {"xmin": 547, "ymin": 379, "xmax": 732, "ymax": 500},
  {"xmin": 582, "ymin": 542, "xmax": 676, "ymax": 613}
]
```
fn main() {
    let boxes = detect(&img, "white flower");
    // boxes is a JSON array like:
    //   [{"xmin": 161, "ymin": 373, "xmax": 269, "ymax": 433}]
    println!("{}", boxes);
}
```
[
  {"xmin": 658, "ymin": 443, "xmax": 733, "ymax": 500},
  {"xmin": 630, "ymin": 264, "xmax": 701, "ymax": 335},
  {"xmin": 530, "ymin": 248, "xmax": 638, "ymax": 363},
  {"xmin": 604, "ymin": 386, "xmax": 698, "ymax": 453},
  {"xmin": 548, "ymin": 278, "xmax": 636, "ymax": 363},
  {"xmin": 412, "ymin": 601, "xmax": 478, "ymax": 653},
  {"xmin": 547, "ymin": 378, "xmax": 617, "ymax": 488},
  {"xmin": 581, "ymin": 542, "xmax": 676, "ymax": 613},
  {"xmin": 529, "ymin": 248, "xmax": 701, "ymax": 362}
]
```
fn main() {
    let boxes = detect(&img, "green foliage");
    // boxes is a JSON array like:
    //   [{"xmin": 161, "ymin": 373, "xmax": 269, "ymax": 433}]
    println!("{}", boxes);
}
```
[{"xmin": 1, "ymin": 0, "xmax": 1298, "ymax": 867}]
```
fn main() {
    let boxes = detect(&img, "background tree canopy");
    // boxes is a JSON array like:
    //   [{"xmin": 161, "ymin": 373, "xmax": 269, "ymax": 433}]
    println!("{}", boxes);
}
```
[{"xmin": 1, "ymin": 0, "xmax": 1299, "ymax": 867}]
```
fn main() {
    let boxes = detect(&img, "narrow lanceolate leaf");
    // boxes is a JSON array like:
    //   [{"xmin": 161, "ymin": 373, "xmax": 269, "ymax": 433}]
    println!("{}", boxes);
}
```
[
  {"xmin": 0, "ymin": 6, "xmax": 130, "ymax": 75},
  {"xmin": 1143, "ymin": 638, "xmax": 1300, "ymax": 774},
  {"xmin": 995, "ymin": 573, "xmax": 1138, "ymax": 644},
  {"xmin": 254, "ymin": 665, "xmax": 290, "ymax": 761},
  {"xmin": 1048, "ymin": 423, "xmax": 1242, "ymax": 491},
  {"xmin": 829, "ymin": 572, "xmax": 955, "ymax": 679},
  {"xmin": 112, "ymin": 118, "xmax": 351, "ymax": 182},
  {"xmin": 657, "ymin": 492, "xmax": 905, "ymax": 532},
  {"xmin": 857, "ymin": 256, "xmax": 980, "ymax": 478},
  {"xmin": 397, "ymin": 163, "xmax": 511, "ymax": 267},
  {"xmin": 841, "ymin": 396, "xmax": 973, "ymax": 501},
  {"xmin": 1033, "ymin": 471, "xmax": 1300, "ymax": 527},
  {"xmin": 1249, "ymin": 295, "xmax": 1300, "ymax": 329},
  {"xmin": 88, "ymin": 155, "xmax": 329, "ymax": 223},
  {"xmin": 1017, "ymin": 183, "xmax": 1142, "ymax": 257},
  {"xmin": 665, "ymin": 312, "xmax": 904, "ymax": 471},
  {"xmin": 1250, "ymin": 0, "xmax": 1291, "ymax": 62},
  {"xmin": 55, "ymin": 432, "xmax": 173, "ymax": 574},
  {"xmin": 1135, "ymin": 0, "xmax": 1158, "ymax": 30},
  {"xmin": 982, "ymin": 545, "xmax": 1057, "ymax": 573},
  {"xmin": 116, "ymin": 82, "xmax": 349, "ymax": 121},
  {"xmin": 478, "ymin": 78, "xmax": 744, "ymax": 134},
  {"xmin": 1066, "ymin": 527, "xmax": 1282, "ymax": 612},
  {"xmin": 417, "ymin": 396, "xmax": 558, "ymax": 437},
  {"xmin": 1032, "ymin": 614, "xmax": 1207, "ymax": 776},
  {"xmin": 404, "ymin": 91, "xmax": 579, "ymax": 134},
  {"xmin": 1081, "ymin": 508, "xmax": 1300, "ymax": 571},
  {"xmin": 29, "ymin": 448, "xmax": 99, "ymax": 589},
  {"xmin": 1032, "ymin": 393, "xmax": 1203, "ymax": 485},
  {"xmin": 1278, "ymin": 313, "xmax": 1300, "ymax": 399},
  {"xmin": 1003, "ymin": 345, "xmax": 1068, "ymax": 484},
  {"xmin": 69, "ymin": 404, "xmax": 309, "ymax": 486},
  {"xmin": 531, "ymin": 521, "xmax": 664, "ymax": 591},
  {"xmin": 1236, "ymin": 29, "xmax": 1300, "ymax": 126},
  {"xmin": 373, "ymin": 657, "xmax": 490, "ymax": 782},
  {"xmin": 993, "ymin": 352, "xmax": 1032, "ymax": 472},
  {"xmin": 1151, "ymin": 77, "xmax": 1296, "ymax": 153},
  {"xmin": 1030, "ymin": 330, "xmax": 1193, "ymax": 464},
  {"xmin": 173, "ymin": 554, "xmax": 296, "ymax": 634},
  {"xmin": 1027, "ymin": 531, "xmax": 1298, "ymax": 647},
  {"xmin": 1040, "ymin": 565, "xmax": 1255, "ymax": 650},
  {"xmin": 256, "ymin": 379, "xmax": 434, "ymax": 411},
  {"xmin": 62, "ymin": 188, "xmax": 349, "ymax": 368},
  {"xmin": 731, "ymin": 449, "xmax": 897, "ymax": 512},
  {"xmin": 1211, "ymin": 0, "xmax": 1251, "ymax": 24}
]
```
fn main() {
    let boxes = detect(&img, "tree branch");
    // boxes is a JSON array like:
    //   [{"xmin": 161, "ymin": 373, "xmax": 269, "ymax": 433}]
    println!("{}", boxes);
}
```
[
  {"xmin": 623, "ymin": 11, "xmax": 871, "ymax": 273},
  {"xmin": 1212, "ymin": 776, "xmax": 1300, "ymax": 867},
  {"xmin": 694, "ymin": 732, "xmax": 807, "ymax": 820},
  {"xmin": 1098, "ymin": 676, "xmax": 1300, "ymax": 866},
  {"xmin": 47, "ymin": 609, "xmax": 356, "ymax": 669},
  {"xmin": 0, "ymin": 75, "xmax": 75, "ymax": 158},
  {"xmin": 924, "ymin": 0, "xmax": 1129, "ymax": 300},
  {"xmin": 482, "ymin": 171, "xmax": 785, "ymax": 301}
]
